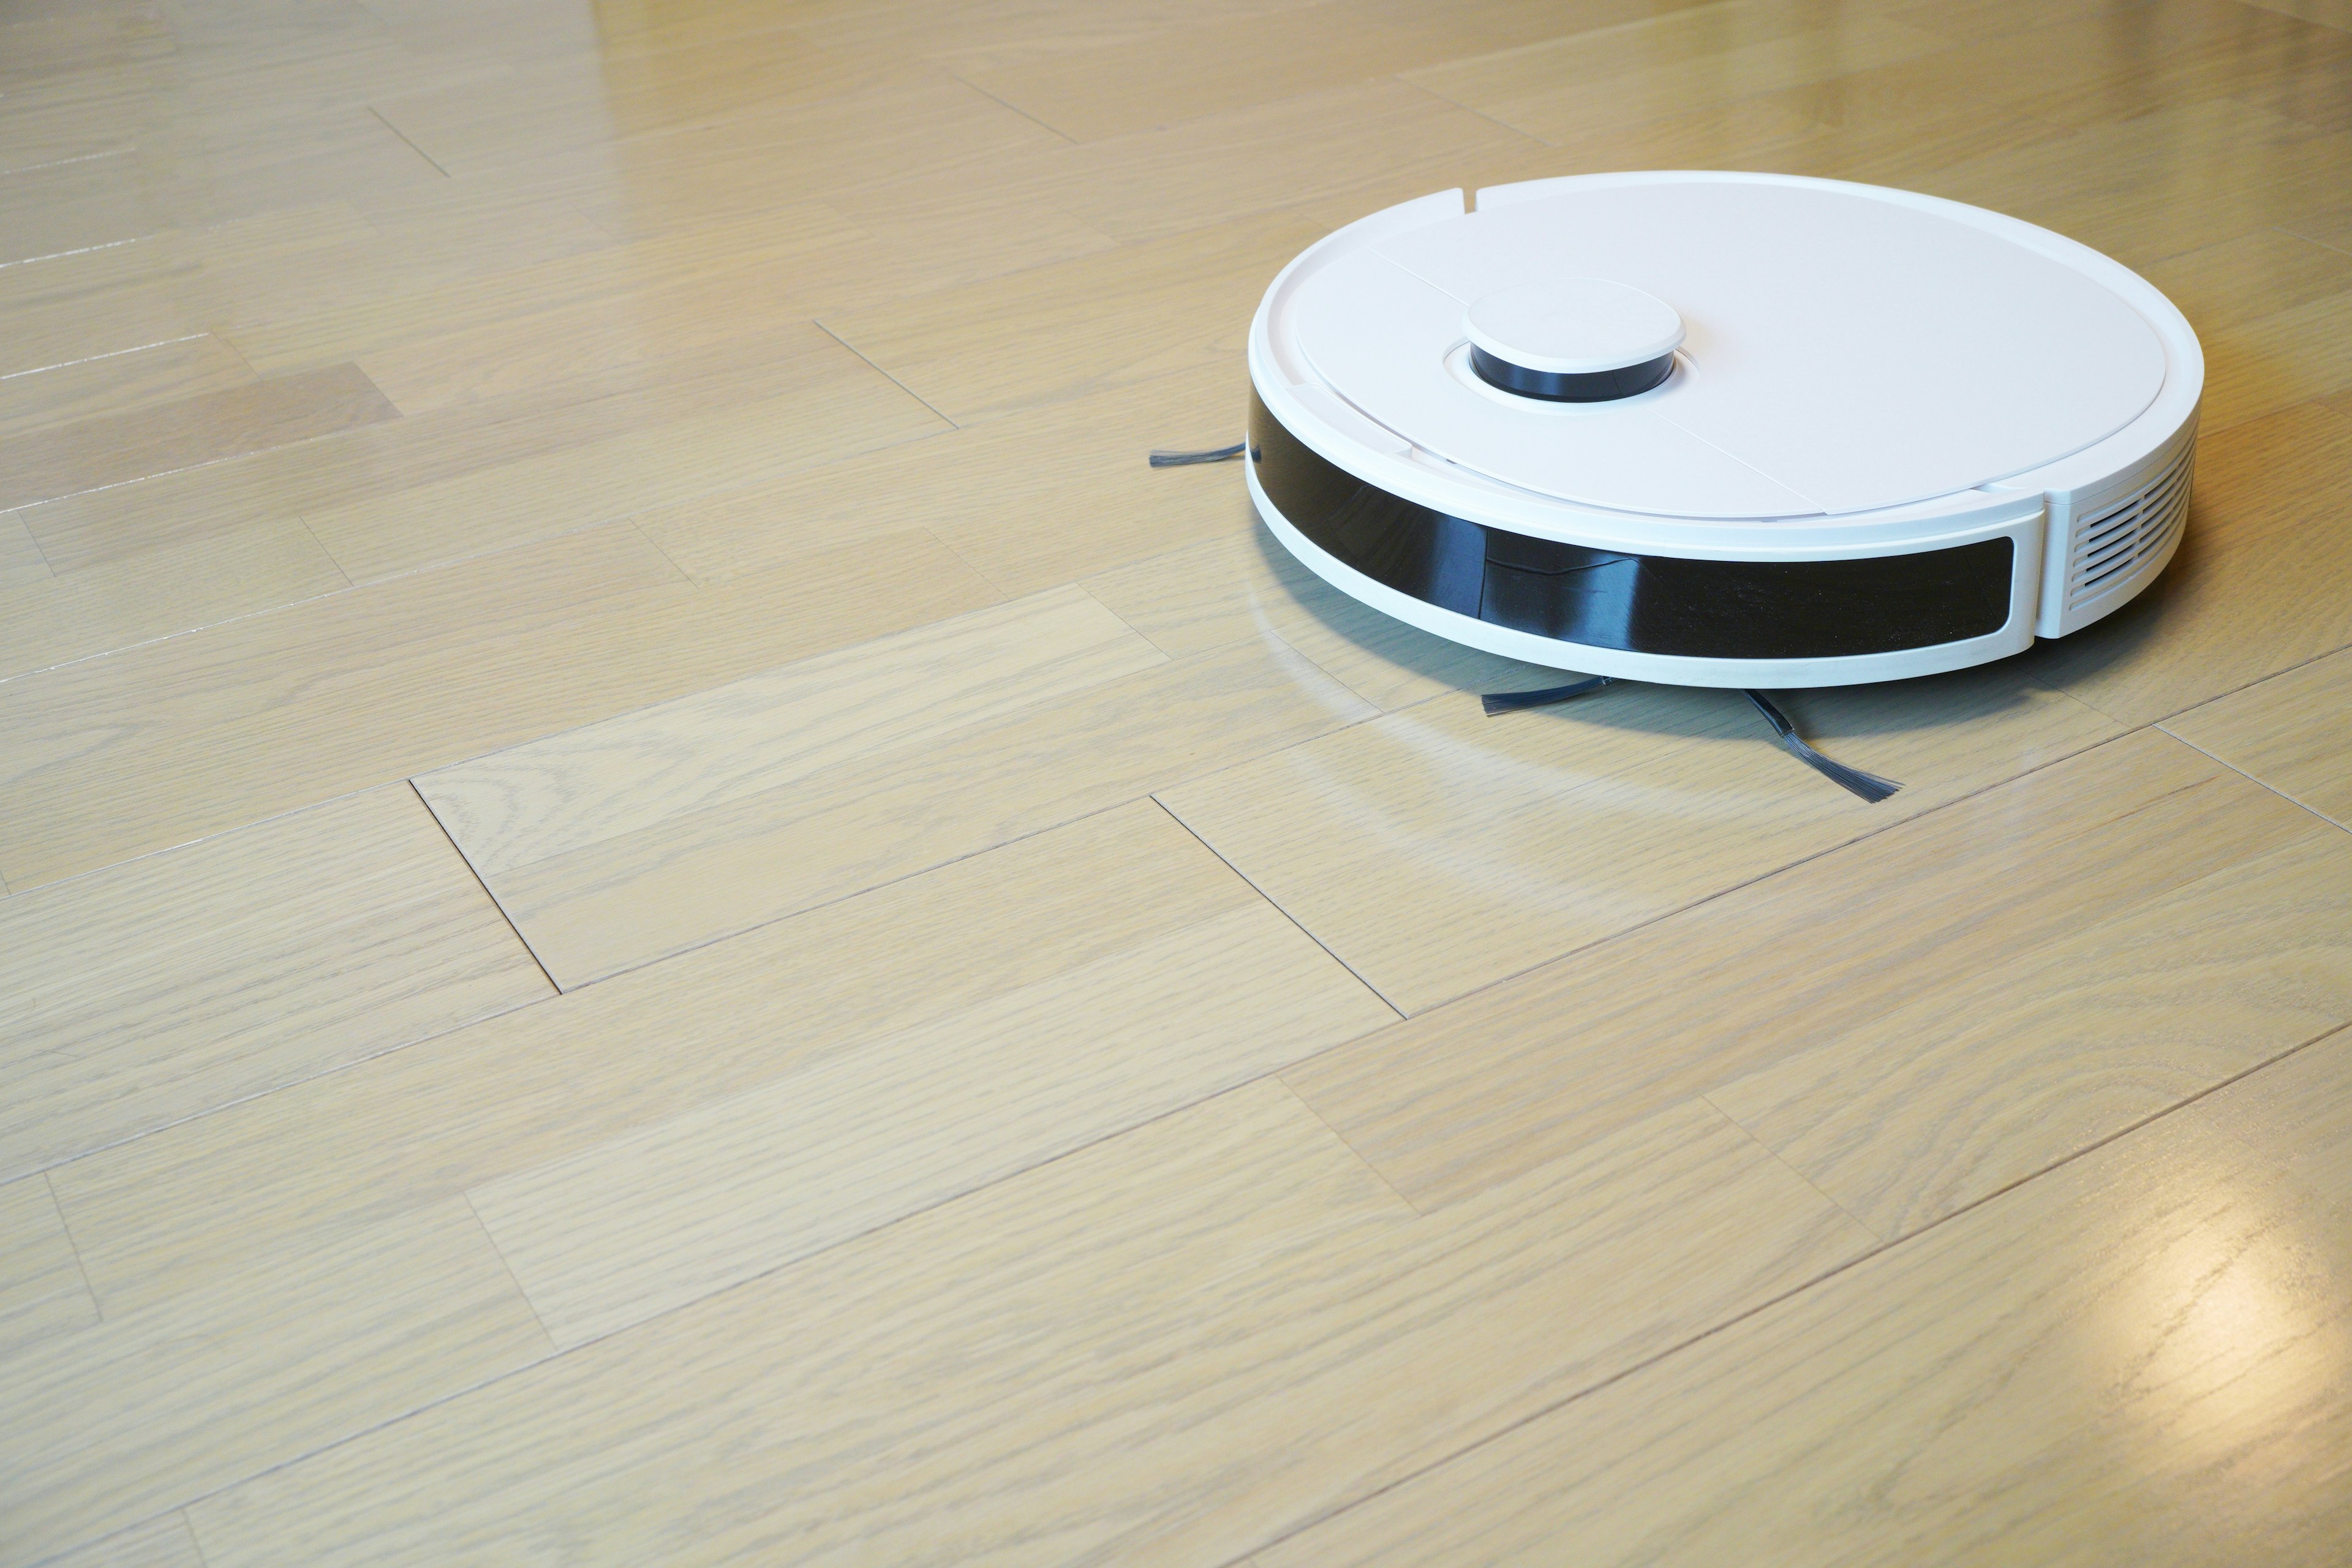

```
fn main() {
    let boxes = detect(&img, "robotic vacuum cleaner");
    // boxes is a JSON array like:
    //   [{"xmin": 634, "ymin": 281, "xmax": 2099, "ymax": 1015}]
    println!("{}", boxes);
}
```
[{"xmin": 1244, "ymin": 172, "xmax": 2203, "ymax": 692}]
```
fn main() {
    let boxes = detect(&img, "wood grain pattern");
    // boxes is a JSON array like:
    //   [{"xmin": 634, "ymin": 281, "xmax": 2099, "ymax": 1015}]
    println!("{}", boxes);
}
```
[
  {"xmin": 0, "ymin": 333, "xmax": 255, "ymax": 439},
  {"xmin": 1254, "ymin": 1033, "xmax": 2352, "ymax": 1567},
  {"xmin": 0, "ymin": 1175, "xmax": 97, "ymax": 1359},
  {"xmin": 368, "ymin": 27, "xmax": 900, "ymax": 176},
  {"xmin": 2145, "ymin": 227, "xmax": 2352, "ymax": 432},
  {"xmin": 47, "ymin": 801, "xmax": 1261, "ymax": 1317},
  {"xmin": 0, "ymin": 515, "xmax": 346, "ymax": 682},
  {"xmin": 635, "ymin": 360, "xmax": 1255, "ymax": 596},
  {"xmin": 296, "ymin": 324, "xmax": 948, "ymax": 582},
  {"xmin": 452, "ymin": 618, "xmax": 1374, "ymax": 988},
  {"xmin": 472, "ymin": 900, "xmax": 1394, "ymax": 1343},
  {"xmin": 186, "ymin": 1082, "xmax": 1869, "ymax": 1567},
  {"xmin": 823, "ymin": 209, "xmax": 1325, "ymax": 420},
  {"xmin": 18, "ymin": 325, "xmax": 941, "ymax": 580},
  {"xmin": 0, "ymin": 363, "xmax": 397, "ymax": 511},
  {"xmin": 2165, "ymin": 645, "xmax": 2352, "ymax": 824},
  {"xmin": 1163, "ymin": 665, "xmax": 2122, "ymax": 1013},
  {"xmin": 1284, "ymin": 728, "xmax": 2320, "ymax": 1210},
  {"xmin": 0, "ymin": 523, "xmax": 1000, "ymax": 889},
  {"xmin": 421, "ymin": 587, "xmax": 1167, "ymax": 880},
  {"xmin": 0, "ymin": 1201, "xmax": 550, "ymax": 1568},
  {"xmin": 1711, "ymin": 825, "xmax": 2352, "ymax": 1238},
  {"xmin": 948, "ymin": 8, "xmax": 1467, "ymax": 141},
  {"xmin": 946, "ymin": 76, "xmax": 1550, "ymax": 246},
  {"xmin": 0, "ymin": 784, "xmax": 549, "ymax": 1179},
  {"xmin": 1406, "ymin": 4, "xmax": 1955, "ymax": 148},
  {"xmin": 41, "ymin": 1513, "xmax": 207, "ymax": 1568}
]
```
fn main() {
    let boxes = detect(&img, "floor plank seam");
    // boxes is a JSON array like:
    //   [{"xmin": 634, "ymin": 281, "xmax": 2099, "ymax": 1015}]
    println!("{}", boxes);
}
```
[
  {"xmin": 810, "ymin": 318, "xmax": 960, "ymax": 429},
  {"xmin": 365, "ymin": 105, "xmax": 452, "ymax": 180},
  {"xmin": 41, "ymin": 1170, "xmax": 103, "ymax": 1324},
  {"xmin": 1150, "ymin": 793, "xmax": 1407, "ymax": 1019},
  {"xmin": 0, "ymin": 573, "xmax": 360, "ymax": 692},
  {"xmin": 941, "ymin": 69, "xmax": 1080, "ymax": 145},
  {"xmin": 1697, "ymin": 1091, "xmax": 1890, "ymax": 1245},
  {"xmin": 124, "ymin": 1071, "xmax": 1406, "ymax": 1537},
  {"xmin": 2158, "ymin": 722, "xmax": 2352, "ymax": 832},
  {"xmin": 1270, "ymin": 1078, "xmax": 1424, "ymax": 1216},
  {"xmin": 462, "ymin": 1189, "xmax": 559, "ymax": 1352},
  {"xmin": 1351, "ymin": 695, "xmax": 2143, "ymax": 1021},
  {"xmin": 14, "ymin": 982, "xmax": 557, "ymax": 1186},
  {"xmin": 407, "ymin": 780, "xmax": 562, "ymax": 995},
  {"xmin": 529, "ymin": 788, "xmax": 1229, "ymax": 993},
  {"xmin": 1230, "ymin": 1014, "xmax": 2352, "ymax": 1565}
]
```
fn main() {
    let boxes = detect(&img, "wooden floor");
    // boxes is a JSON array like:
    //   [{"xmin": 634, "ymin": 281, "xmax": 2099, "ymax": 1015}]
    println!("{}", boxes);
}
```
[{"xmin": 6, "ymin": 0, "xmax": 2352, "ymax": 1562}]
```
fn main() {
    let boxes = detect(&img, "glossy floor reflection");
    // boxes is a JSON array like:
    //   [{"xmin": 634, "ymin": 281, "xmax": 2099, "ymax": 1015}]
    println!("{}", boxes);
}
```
[{"xmin": 3, "ymin": 0, "xmax": 2351, "ymax": 1564}]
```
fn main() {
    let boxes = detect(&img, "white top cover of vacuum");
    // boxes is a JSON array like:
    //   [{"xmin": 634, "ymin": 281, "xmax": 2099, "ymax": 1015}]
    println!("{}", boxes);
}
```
[{"xmin": 1290, "ymin": 178, "xmax": 2168, "ymax": 519}]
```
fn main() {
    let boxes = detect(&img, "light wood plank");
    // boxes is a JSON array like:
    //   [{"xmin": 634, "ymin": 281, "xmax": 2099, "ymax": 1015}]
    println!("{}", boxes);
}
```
[
  {"xmin": 186, "ymin": 1081, "xmax": 1869, "ymax": 1566},
  {"xmin": 1085, "ymin": 525, "xmax": 1559, "ymax": 712},
  {"xmin": 421, "ymin": 75, "xmax": 1087, "ymax": 249},
  {"xmin": 42, "ymin": 1513, "xmax": 206, "ymax": 1568},
  {"xmin": 0, "ymin": 107, "xmax": 448, "ymax": 270},
  {"xmin": 944, "ymin": 77, "xmax": 1550, "ymax": 246},
  {"xmin": 0, "ymin": 333, "xmax": 255, "ymax": 438},
  {"xmin": 420, "ymin": 586, "xmax": 1166, "ymax": 880},
  {"xmin": 298, "ymin": 330, "xmax": 948, "ymax": 582},
  {"xmin": 0, "ymin": 522, "xmax": 1000, "ymax": 890},
  {"xmin": 946, "ymin": 7, "xmax": 1468, "ymax": 142},
  {"xmin": 369, "ymin": 28, "xmax": 907, "ymax": 176},
  {"xmin": 2141, "ymin": 226, "xmax": 2352, "ymax": 335},
  {"xmin": 2030, "ymin": 396, "xmax": 2352, "ymax": 725},
  {"xmin": 1284, "ymin": 728, "xmax": 2318, "ymax": 1210},
  {"xmin": 1710, "ymin": 824, "xmax": 2352, "ymax": 1238},
  {"xmin": 2143, "ymin": 228, "xmax": 2352, "ymax": 432},
  {"xmin": 0, "ymin": 1175, "xmax": 97, "ymax": 1359},
  {"xmin": 0, "ymin": 363, "xmax": 397, "ymax": 511},
  {"xmin": 0, "ymin": 515, "xmax": 346, "ymax": 682},
  {"xmin": 224, "ymin": 205, "xmax": 857, "ymax": 383},
  {"xmin": 0, "ymin": 196, "xmax": 614, "ymax": 384},
  {"xmin": 1254, "ymin": 1034, "xmax": 2352, "ymax": 1568},
  {"xmin": 49, "ymin": 800, "xmax": 1264, "ymax": 1317},
  {"xmin": 1925, "ymin": 97, "xmax": 2352, "ymax": 271},
  {"xmin": 0, "ymin": 783, "xmax": 549, "ymax": 1178},
  {"xmin": 822, "ymin": 209, "xmax": 1326, "ymax": 421},
  {"xmin": 635, "ymin": 360, "xmax": 1254, "ymax": 596},
  {"xmin": 1163, "ymin": 663, "xmax": 2122, "ymax": 1014},
  {"xmin": 2242, "ymin": 0, "xmax": 2352, "ymax": 32},
  {"xmin": 790, "ymin": 0, "xmax": 1333, "ymax": 65},
  {"xmin": 472, "ymin": 627, "xmax": 1371, "ymax": 987},
  {"xmin": 1405, "ymin": 3, "xmax": 1954, "ymax": 148},
  {"xmin": 2165, "ymin": 644, "xmax": 2352, "ymax": 823},
  {"xmin": 0, "ymin": 1200, "xmax": 550, "ymax": 1568},
  {"xmin": 473, "ymin": 899, "xmax": 1394, "ymax": 1343},
  {"xmin": 20, "ymin": 324, "xmax": 935, "ymax": 578}
]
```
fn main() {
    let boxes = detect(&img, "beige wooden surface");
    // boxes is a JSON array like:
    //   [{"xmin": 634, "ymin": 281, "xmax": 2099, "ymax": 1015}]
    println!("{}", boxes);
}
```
[{"xmin": 5, "ymin": 0, "xmax": 2351, "ymax": 1562}]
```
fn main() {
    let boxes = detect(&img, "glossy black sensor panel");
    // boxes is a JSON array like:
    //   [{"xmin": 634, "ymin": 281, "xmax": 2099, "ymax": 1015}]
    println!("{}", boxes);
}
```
[{"xmin": 1248, "ymin": 389, "xmax": 2015, "ymax": 662}]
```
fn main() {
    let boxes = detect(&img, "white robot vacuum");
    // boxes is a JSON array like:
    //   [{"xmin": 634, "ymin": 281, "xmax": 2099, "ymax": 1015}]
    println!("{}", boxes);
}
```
[{"xmin": 1241, "ymin": 172, "xmax": 2201, "ymax": 706}]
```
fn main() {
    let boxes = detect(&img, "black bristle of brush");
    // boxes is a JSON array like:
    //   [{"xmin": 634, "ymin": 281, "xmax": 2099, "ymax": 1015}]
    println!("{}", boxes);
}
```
[
  {"xmin": 1480, "ymin": 675, "xmax": 1613, "ymax": 715},
  {"xmin": 1744, "ymin": 690, "xmax": 1901, "ymax": 803}
]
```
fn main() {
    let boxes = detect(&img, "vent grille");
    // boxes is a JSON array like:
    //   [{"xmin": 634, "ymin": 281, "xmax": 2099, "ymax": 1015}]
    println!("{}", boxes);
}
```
[{"xmin": 2065, "ymin": 443, "xmax": 2193, "ymax": 611}]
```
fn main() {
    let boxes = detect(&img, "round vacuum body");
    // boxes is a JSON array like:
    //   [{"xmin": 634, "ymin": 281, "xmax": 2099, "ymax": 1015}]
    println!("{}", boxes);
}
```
[{"xmin": 1245, "ymin": 172, "xmax": 2203, "ymax": 688}]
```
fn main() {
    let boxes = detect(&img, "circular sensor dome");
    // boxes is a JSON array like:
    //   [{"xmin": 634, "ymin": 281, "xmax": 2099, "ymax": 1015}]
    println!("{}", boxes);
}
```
[{"xmin": 1463, "ymin": 276, "xmax": 1684, "ymax": 401}]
